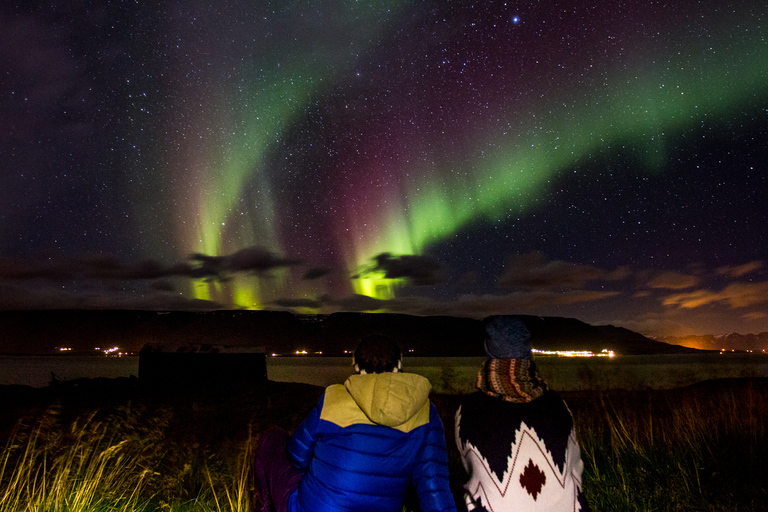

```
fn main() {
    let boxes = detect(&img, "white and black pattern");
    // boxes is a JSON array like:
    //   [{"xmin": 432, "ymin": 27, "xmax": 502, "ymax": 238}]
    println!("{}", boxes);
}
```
[{"xmin": 456, "ymin": 391, "xmax": 590, "ymax": 512}]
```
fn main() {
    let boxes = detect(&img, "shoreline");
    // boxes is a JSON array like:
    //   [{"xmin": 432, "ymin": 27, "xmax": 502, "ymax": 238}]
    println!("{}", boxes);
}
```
[{"xmin": 2, "ymin": 352, "xmax": 767, "ymax": 391}]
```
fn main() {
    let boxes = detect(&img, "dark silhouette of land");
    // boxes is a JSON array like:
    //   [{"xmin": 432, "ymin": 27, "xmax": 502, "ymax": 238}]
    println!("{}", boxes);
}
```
[{"xmin": 0, "ymin": 309, "xmax": 698, "ymax": 356}]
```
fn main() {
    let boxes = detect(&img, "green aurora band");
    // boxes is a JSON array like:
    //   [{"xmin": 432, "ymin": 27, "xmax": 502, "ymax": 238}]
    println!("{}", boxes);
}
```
[
  {"xmin": 185, "ymin": 5, "xmax": 767, "ymax": 308},
  {"xmin": 349, "ymin": 29, "xmax": 767, "ymax": 302}
]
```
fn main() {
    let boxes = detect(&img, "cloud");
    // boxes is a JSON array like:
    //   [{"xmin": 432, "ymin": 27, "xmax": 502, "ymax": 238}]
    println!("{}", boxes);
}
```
[
  {"xmin": 94, "ymin": 259, "xmax": 167, "ymax": 280},
  {"xmin": 604, "ymin": 313, "xmax": 691, "ymax": 339},
  {"xmin": 0, "ymin": 283, "xmax": 224, "ymax": 311},
  {"xmin": 0, "ymin": 246, "xmax": 303, "ymax": 288},
  {"xmin": 325, "ymin": 294, "xmax": 387, "ymax": 312},
  {"xmin": 227, "ymin": 246, "xmax": 302, "ymax": 272},
  {"xmin": 311, "ymin": 288, "xmax": 620, "ymax": 318},
  {"xmin": 662, "ymin": 289, "xmax": 719, "ymax": 309},
  {"xmin": 719, "ymin": 282, "xmax": 768, "ymax": 308},
  {"xmin": 359, "ymin": 253, "xmax": 444, "ymax": 286},
  {"xmin": 716, "ymin": 260, "xmax": 764, "ymax": 278},
  {"xmin": 0, "ymin": 255, "xmax": 72, "ymax": 280},
  {"xmin": 456, "ymin": 271, "xmax": 479, "ymax": 286},
  {"xmin": 150, "ymin": 280, "xmax": 176, "ymax": 292},
  {"xmin": 173, "ymin": 247, "xmax": 303, "ymax": 279},
  {"xmin": 663, "ymin": 281, "xmax": 768, "ymax": 309},
  {"xmin": 303, "ymin": 267, "xmax": 333, "ymax": 280},
  {"xmin": 742, "ymin": 311, "xmax": 768, "ymax": 321},
  {"xmin": 0, "ymin": 284, "xmax": 55, "ymax": 310},
  {"xmin": 497, "ymin": 252, "xmax": 605, "ymax": 289},
  {"xmin": 0, "ymin": 253, "xmax": 165, "ymax": 281},
  {"xmin": 605, "ymin": 266, "xmax": 633, "ymax": 281},
  {"xmin": 183, "ymin": 247, "xmax": 301, "ymax": 278},
  {"xmin": 647, "ymin": 271, "xmax": 700, "ymax": 290},
  {"xmin": 185, "ymin": 254, "xmax": 225, "ymax": 278},
  {"xmin": 468, "ymin": 290, "xmax": 620, "ymax": 309},
  {"xmin": 271, "ymin": 297, "xmax": 323, "ymax": 309}
]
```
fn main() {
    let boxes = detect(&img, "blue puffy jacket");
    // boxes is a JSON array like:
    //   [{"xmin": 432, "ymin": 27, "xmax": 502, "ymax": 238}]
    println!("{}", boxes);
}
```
[{"xmin": 286, "ymin": 372, "xmax": 457, "ymax": 512}]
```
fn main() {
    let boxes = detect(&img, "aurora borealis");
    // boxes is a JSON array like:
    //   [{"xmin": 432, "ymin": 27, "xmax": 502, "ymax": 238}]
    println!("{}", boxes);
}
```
[{"xmin": 1, "ymin": 1, "xmax": 767, "ymax": 337}]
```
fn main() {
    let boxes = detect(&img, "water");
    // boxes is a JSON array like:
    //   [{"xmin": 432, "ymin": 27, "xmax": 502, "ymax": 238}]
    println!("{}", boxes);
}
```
[
  {"xmin": 0, "ymin": 355, "xmax": 140, "ymax": 388},
  {"xmin": 3, "ymin": 353, "xmax": 766, "ymax": 392}
]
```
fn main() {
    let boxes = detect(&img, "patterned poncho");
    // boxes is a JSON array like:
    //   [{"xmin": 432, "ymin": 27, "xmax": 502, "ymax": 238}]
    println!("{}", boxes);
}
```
[{"xmin": 455, "ymin": 359, "xmax": 590, "ymax": 512}]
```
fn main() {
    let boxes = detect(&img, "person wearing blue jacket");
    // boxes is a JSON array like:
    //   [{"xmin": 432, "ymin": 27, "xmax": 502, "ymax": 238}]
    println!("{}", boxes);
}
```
[{"xmin": 254, "ymin": 334, "xmax": 457, "ymax": 512}]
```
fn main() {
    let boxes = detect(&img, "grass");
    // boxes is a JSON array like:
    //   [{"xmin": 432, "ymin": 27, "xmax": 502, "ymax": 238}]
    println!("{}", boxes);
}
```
[
  {"xmin": 1, "ymin": 377, "xmax": 766, "ymax": 511},
  {"xmin": 569, "ymin": 378, "xmax": 768, "ymax": 511},
  {"xmin": 0, "ymin": 380, "xmax": 275, "ymax": 512},
  {"xmin": 0, "ymin": 407, "xmax": 156, "ymax": 511}
]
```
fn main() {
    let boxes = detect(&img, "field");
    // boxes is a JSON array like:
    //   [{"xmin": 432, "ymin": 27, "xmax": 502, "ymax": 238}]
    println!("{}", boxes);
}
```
[{"xmin": 1, "ymin": 375, "xmax": 767, "ymax": 511}]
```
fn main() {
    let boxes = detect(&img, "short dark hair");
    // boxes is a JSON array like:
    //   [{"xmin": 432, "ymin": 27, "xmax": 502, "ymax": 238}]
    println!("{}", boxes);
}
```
[{"xmin": 354, "ymin": 334, "xmax": 402, "ymax": 374}]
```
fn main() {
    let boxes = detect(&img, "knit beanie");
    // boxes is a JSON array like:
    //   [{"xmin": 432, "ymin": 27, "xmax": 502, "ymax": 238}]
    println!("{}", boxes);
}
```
[{"xmin": 483, "ymin": 315, "xmax": 533, "ymax": 360}]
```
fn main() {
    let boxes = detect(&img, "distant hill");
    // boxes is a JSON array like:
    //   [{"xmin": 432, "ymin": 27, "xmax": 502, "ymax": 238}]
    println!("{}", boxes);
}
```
[
  {"xmin": 654, "ymin": 333, "xmax": 768, "ymax": 353},
  {"xmin": 0, "ymin": 310, "xmax": 698, "ymax": 356}
]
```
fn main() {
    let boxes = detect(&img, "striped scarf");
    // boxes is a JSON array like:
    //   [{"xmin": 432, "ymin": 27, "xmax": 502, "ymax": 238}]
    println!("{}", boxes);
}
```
[{"xmin": 476, "ymin": 358, "xmax": 547, "ymax": 403}]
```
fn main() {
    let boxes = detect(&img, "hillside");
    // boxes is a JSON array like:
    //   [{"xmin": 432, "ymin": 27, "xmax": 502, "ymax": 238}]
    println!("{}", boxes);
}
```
[
  {"xmin": 654, "ymin": 333, "xmax": 768, "ymax": 353},
  {"xmin": 0, "ymin": 310, "xmax": 697, "ymax": 356}
]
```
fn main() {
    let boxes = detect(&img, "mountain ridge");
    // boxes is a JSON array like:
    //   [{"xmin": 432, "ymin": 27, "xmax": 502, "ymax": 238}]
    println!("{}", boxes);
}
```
[
  {"xmin": 0, "ymin": 309, "xmax": 700, "ymax": 356},
  {"xmin": 653, "ymin": 333, "xmax": 768, "ymax": 353}
]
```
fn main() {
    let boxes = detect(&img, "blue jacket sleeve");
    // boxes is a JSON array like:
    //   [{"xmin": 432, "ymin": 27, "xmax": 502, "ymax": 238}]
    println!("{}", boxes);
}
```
[
  {"xmin": 287, "ymin": 393, "xmax": 324, "ymax": 470},
  {"xmin": 412, "ymin": 403, "xmax": 458, "ymax": 512}
]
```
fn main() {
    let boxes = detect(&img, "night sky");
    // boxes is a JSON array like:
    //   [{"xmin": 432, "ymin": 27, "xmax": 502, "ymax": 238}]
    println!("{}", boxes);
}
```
[{"xmin": 1, "ymin": 1, "xmax": 766, "ymax": 337}]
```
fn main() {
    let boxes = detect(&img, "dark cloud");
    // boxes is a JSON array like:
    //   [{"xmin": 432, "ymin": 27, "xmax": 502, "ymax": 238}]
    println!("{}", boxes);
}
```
[
  {"xmin": 89, "ymin": 259, "xmax": 166, "ymax": 280},
  {"xmin": 359, "ymin": 253, "xmax": 444, "ymax": 286},
  {"xmin": 187, "ymin": 253, "xmax": 226, "ymax": 278},
  {"xmin": 325, "ymin": 294, "xmax": 386, "ymax": 312},
  {"xmin": 2, "ymin": 254, "xmax": 117, "ymax": 280},
  {"xmin": 715, "ymin": 261, "xmax": 764, "ymax": 279},
  {"xmin": 184, "ymin": 247, "xmax": 302, "ymax": 279},
  {"xmin": 0, "ymin": 248, "xmax": 626, "ymax": 319},
  {"xmin": 663, "ymin": 281, "xmax": 768, "ymax": 310},
  {"xmin": 0, "ymin": 247, "xmax": 300, "ymax": 284},
  {"xmin": 310, "ymin": 288, "xmax": 620, "ymax": 319},
  {"xmin": 605, "ymin": 266, "xmax": 633, "ymax": 281},
  {"xmin": 0, "ymin": 282, "xmax": 224, "ymax": 311},
  {"xmin": 456, "ymin": 271, "xmax": 479, "ymax": 286},
  {"xmin": 647, "ymin": 271, "xmax": 701, "ymax": 290},
  {"xmin": 497, "ymin": 252, "xmax": 605, "ymax": 289},
  {"xmin": 227, "ymin": 246, "xmax": 302, "ymax": 272},
  {"xmin": 166, "ymin": 261, "xmax": 210, "ymax": 279},
  {"xmin": 150, "ymin": 280, "xmax": 176, "ymax": 292},
  {"xmin": 604, "ymin": 312, "xmax": 691, "ymax": 339},
  {"xmin": 0, "ymin": 253, "xmax": 167, "ymax": 281},
  {"xmin": 0, "ymin": 254, "xmax": 74, "ymax": 280},
  {"xmin": 271, "ymin": 297, "xmax": 323, "ymax": 309},
  {"xmin": 0, "ymin": 284, "xmax": 55, "ymax": 310},
  {"xmin": 303, "ymin": 267, "xmax": 333, "ymax": 280},
  {"xmin": 455, "ymin": 290, "xmax": 620, "ymax": 311}
]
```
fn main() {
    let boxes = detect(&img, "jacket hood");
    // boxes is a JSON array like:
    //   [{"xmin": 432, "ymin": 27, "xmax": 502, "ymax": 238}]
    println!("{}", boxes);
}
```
[{"xmin": 344, "ymin": 372, "xmax": 432, "ymax": 427}]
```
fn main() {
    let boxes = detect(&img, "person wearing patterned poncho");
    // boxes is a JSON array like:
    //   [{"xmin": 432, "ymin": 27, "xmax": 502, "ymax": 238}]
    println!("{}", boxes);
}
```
[{"xmin": 455, "ymin": 316, "xmax": 590, "ymax": 512}]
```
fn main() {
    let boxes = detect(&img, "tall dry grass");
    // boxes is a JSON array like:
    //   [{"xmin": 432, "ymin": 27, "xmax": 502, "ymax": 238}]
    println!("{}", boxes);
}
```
[
  {"xmin": 0, "ymin": 407, "xmax": 157, "ymax": 511},
  {"xmin": 0, "ymin": 404, "xmax": 255, "ymax": 512},
  {"xmin": 2, "ymin": 378, "xmax": 766, "ymax": 511},
  {"xmin": 572, "ymin": 379, "xmax": 768, "ymax": 511}
]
